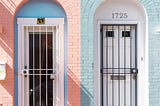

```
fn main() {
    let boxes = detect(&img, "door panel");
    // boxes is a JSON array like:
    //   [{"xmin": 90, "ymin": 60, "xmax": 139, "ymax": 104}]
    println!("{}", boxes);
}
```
[
  {"xmin": 101, "ymin": 25, "xmax": 138, "ymax": 106},
  {"xmin": 24, "ymin": 26, "xmax": 57, "ymax": 106}
]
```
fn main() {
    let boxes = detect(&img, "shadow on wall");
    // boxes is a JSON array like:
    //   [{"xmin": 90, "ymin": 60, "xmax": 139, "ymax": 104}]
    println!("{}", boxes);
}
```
[
  {"xmin": 0, "ymin": 1, "xmax": 14, "ymax": 105},
  {"xmin": 80, "ymin": 83, "xmax": 93, "ymax": 106},
  {"xmin": 0, "ymin": 64, "xmax": 14, "ymax": 96},
  {"xmin": 68, "ymin": 67, "xmax": 80, "ymax": 106},
  {"xmin": 68, "ymin": 67, "xmax": 93, "ymax": 106},
  {"xmin": 0, "ymin": 0, "xmax": 23, "ymax": 15}
]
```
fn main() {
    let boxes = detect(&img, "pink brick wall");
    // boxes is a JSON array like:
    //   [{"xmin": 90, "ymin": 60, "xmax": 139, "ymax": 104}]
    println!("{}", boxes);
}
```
[
  {"xmin": 56, "ymin": 1, "xmax": 80, "ymax": 105},
  {"xmin": 0, "ymin": 1, "xmax": 15, "ymax": 105},
  {"xmin": 0, "ymin": 0, "xmax": 80, "ymax": 106}
]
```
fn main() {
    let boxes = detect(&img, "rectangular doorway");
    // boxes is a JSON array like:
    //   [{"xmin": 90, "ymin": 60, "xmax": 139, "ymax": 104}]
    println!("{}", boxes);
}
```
[
  {"xmin": 24, "ymin": 26, "xmax": 57, "ymax": 106},
  {"xmin": 100, "ymin": 24, "xmax": 138, "ymax": 106},
  {"xmin": 18, "ymin": 18, "xmax": 64, "ymax": 106}
]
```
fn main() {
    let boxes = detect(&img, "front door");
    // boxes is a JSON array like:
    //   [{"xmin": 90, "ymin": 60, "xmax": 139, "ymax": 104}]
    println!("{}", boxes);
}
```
[
  {"xmin": 18, "ymin": 18, "xmax": 64, "ymax": 106},
  {"xmin": 23, "ymin": 26, "xmax": 57, "ymax": 106},
  {"xmin": 101, "ymin": 24, "xmax": 138, "ymax": 106}
]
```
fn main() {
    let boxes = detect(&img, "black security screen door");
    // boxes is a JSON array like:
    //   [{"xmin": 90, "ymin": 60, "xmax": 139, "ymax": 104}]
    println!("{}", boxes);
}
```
[{"xmin": 100, "ymin": 25, "xmax": 138, "ymax": 106}]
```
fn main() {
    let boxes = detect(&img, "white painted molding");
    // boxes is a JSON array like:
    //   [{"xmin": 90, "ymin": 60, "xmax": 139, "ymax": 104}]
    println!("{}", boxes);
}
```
[{"xmin": 17, "ymin": 18, "xmax": 64, "ymax": 106}]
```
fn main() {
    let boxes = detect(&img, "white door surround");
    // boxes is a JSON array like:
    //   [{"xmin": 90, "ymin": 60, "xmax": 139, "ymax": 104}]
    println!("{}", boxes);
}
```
[
  {"xmin": 94, "ymin": 0, "xmax": 148, "ymax": 106},
  {"xmin": 17, "ymin": 18, "xmax": 64, "ymax": 106}
]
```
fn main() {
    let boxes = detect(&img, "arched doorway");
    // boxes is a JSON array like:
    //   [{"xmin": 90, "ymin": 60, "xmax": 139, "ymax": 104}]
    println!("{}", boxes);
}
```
[
  {"xmin": 94, "ymin": 0, "xmax": 148, "ymax": 106},
  {"xmin": 14, "ymin": 1, "xmax": 67, "ymax": 106}
]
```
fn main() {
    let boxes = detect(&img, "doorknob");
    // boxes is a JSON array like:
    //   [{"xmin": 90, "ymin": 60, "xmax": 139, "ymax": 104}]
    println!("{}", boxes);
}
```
[
  {"xmin": 131, "ymin": 68, "xmax": 138, "ymax": 79},
  {"xmin": 131, "ymin": 68, "xmax": 138, "ymax": 74}
]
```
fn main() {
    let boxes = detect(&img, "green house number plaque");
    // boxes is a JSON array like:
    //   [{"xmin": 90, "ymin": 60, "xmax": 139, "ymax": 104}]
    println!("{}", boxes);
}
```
[{"xmin": 37, "ymin": 18, "xmax": 45, "ymax": 24}]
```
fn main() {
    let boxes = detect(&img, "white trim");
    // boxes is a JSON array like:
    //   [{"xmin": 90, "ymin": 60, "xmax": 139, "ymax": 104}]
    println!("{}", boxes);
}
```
[
  {"xmin": 94, "ymin": 20, "xmax": 148, "ymax": 106},
  {"xmin": 17, "ymin": 18, "xmax": 64, "ymax": 106},
  {"xmin": 17, "ymin": 18, "xmax": 64, "ymax": 25}
]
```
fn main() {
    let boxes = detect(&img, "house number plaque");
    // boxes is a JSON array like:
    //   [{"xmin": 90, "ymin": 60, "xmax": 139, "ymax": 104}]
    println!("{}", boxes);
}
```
[
  {"xmin": 37, "ymin": 18, "xmax": 45, "ymax": 24},
  {"xmin": 112, "ymin": 13, "xmax": 128, "ymax": 19}
]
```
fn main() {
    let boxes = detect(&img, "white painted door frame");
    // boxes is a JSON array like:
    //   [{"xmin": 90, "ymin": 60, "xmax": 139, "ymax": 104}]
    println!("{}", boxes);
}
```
[
  {"xmin": 17, "ymin": 18, "xmax": 64, "ymax": 106},
  {"xmin": 94, "ymin": 20, "xmax": 148, "ymax": 106}
]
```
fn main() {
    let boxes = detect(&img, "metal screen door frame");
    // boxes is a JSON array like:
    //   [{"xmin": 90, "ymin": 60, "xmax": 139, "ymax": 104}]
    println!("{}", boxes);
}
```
[
  {"xmin": 17, "ymin": 18, "xmax": 64, "ymax": 106},
  {"xmin": 93, "ymin": 20, "xmax": 147, "ymax": 106},
  {"xmin": 100, "ymin": 24, "xmax": 138, "ymax": 106}
]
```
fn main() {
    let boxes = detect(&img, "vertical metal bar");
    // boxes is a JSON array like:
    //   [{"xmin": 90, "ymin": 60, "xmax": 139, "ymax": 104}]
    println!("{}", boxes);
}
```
[
  {"xmin": 124, "ymin": 25, "xmax": 126, "ymax": 106},
  {"xmin": 26, "ymin": 26, "xmax": 29, "ymax": 106},
  {"xmin": 56, "ymin": 25, "xmax": 59, "ymax": 103},
  {"xmin": 106, "ymin": 25, "xmax": 108, "ymax": 106},
  {"xmin": 101, "ymin": 25, "xmax": 104, "ymax": 106},
  {"xmin": 130, "ymin": 25, "xmax": 132, "ymax": 106},
  {"xmin": 46, "ymin": 26, "xmax": 48, "ymax": 106},
  {"xmin": 100, "ymin": 25, "xmax": 103, "ymax": 106},
  {"xmin": 52, "ymin": 26, "xmax": 55, "ymax": 106},
  {"xmin": 33, "ymin": 26, "xmax": 35, "ymax": 106},
  {"xmin": 111, "ymin": 25, "xmax": 114, "ymax": 106},
  {"xmin": 135, "ymin": 25, "xmax": 138, "ymax": 106},
  {"xmin": 21, "ymin": 25, "xmax": 25, "ymax": 106},
  {"xmin": 55, "ymin": 26, "xmax": 57, "ymax": 106},
  {"xmin": 22, "ymin": 67, "xmax": 24, "ymax": 106},
  {"xmin": 21, "ymin": 26, "xmax": 25, "ymax": 105},
  {"xmin": 118, "ymin": 25, "xmax": 120, "ymax": 106},
  {"xmin": 39, "ymin": 30, "xmax": 41, "ymax": 106},
  {"xmin": 29, "ymin": 27, "xmax": 32, "ymax": 106}
]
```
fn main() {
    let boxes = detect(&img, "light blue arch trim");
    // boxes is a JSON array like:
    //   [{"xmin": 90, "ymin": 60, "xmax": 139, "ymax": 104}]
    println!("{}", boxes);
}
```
[{"xmin": 14, "ymin": 0, "xmax": 67, "ymax": 106}]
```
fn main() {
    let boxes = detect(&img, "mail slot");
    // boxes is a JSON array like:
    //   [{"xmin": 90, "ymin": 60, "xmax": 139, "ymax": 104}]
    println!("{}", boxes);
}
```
[{"xmin": 110, "ymin": 75, "xmax": 126, "ymax": 80}]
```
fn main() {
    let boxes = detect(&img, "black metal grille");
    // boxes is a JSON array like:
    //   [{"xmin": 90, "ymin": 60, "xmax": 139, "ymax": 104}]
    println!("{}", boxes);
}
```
[{"xmin": 100, "ymin": 25, "xmax": 138, "ymax": 106}]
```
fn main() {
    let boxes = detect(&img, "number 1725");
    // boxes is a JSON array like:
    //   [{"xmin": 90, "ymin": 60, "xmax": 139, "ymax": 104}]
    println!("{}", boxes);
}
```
[{"xmin": 112, "ymin": 13, "xmax": 128, "ymax": 19}]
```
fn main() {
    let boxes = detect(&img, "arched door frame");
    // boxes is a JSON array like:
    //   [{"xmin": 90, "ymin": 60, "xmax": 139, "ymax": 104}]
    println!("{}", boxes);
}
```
[
  {"xmin": 94, "ymin": 1, "xmax": 148, "ymax": 106},
  {"xmin": 14, "ymin": 1, "xmax": 68, "ymax": 106}
]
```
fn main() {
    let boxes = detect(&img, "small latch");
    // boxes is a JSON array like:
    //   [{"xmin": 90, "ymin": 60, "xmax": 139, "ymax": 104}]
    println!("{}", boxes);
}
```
[
  {"xmin": 30, "ymin": 89, "xmax": 33, "ymax": 92},
  {"xmin": 23, "ymin": 70, "xmax": 27, "ymax": 77},
  {"xmin": 131, "ymin": 68, "xmax": 138, "ymax": 74},
  {"xmin": 131, "ymin": 68, "xmax": 138, "ymax": 79},
  {"xmin": 50, "ymin": 74, "xmax": 56, "ymax": 80},
  {"xmin": 23, "ymin": 66, "xmax": 27, "ymax": 77},
  {"xmin": 23, "ymin": 70, "xmax": 27, "ymax": 74}
]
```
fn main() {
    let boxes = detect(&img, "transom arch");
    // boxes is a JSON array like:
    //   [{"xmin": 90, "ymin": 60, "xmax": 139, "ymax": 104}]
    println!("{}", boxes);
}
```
[{"xmin": 14, "ymin": 0, "xmax": 67, "ymax": 17}]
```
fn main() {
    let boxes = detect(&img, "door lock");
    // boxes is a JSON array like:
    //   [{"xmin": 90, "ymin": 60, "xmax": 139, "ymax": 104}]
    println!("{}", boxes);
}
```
[{"xmin": 131, "ymin": 68, "xmax": 138, "ymax": 74}]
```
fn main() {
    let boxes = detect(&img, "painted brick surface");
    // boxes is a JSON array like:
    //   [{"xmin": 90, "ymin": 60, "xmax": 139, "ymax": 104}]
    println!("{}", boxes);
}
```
[
  {"xmin": 81, "ymin": 0, "xmax": 160, "ymax": 106},
  {"xmin": 1, "ymin": 0, "xmax": 160, "ymax": 105},
  {"xmin": 0, "ymin": 0, "xmax": 80, "ymax": 106},
  {"xmin": 81, "ymin": 0, "xmax": 102, "ymax": 105},
  {"xmin": 56, "ymin": 1, "xmax": 80, "ymax": 106},
  {"xmin": 140, "ymin": 0, "xmax": 160, "ymax": 106},
  {"xmin": 0, "ymin": 0, "xmax": 17, "ymax": 105}
]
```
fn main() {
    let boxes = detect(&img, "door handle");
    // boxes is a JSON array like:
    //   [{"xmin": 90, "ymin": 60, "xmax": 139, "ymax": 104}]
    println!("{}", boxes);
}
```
[{"xmin": 131, "ymin": 68, "xmax": 138, "ymax": 74}]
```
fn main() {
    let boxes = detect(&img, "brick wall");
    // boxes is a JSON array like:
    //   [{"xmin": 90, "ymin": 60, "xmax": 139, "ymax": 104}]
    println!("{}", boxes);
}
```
[
  {"xmin": 80, "ymin": 0, "xmax": 160, "ymax": 106},
  {"xmin": 140, "ymin": 0, "xmax": 160, "ymax": 105},
  {"xmin": 0, "ymin": 0, "xmax": 80, "ymax": 106},
  {"xmin": 0, "ymin": 0, "xmax": 17, "ymax": 105},
  {"xmin": 1, "ymin": 0, "xmax": 160, "ymax": 105},
  {"xmin": 81, "ymin": 0, "xmax": 102, "ymax": 105},
  {"xmin": 56, "ymin": 0, "xmax": 81, "ymax": 106}
]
